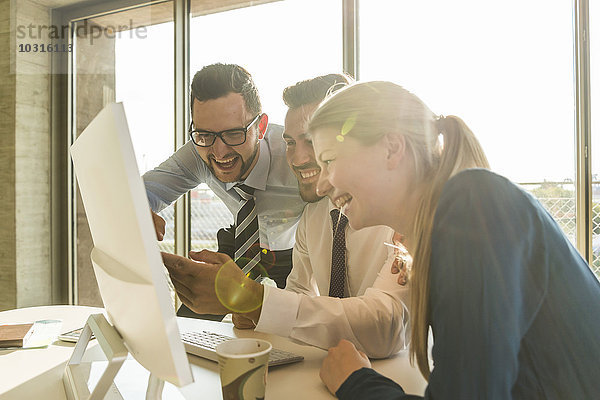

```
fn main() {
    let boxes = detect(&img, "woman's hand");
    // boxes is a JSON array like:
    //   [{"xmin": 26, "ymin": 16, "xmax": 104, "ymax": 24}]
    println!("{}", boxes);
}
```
[
  {"xmin": 319, "ymin": 340, "xmax": 371, "ymax": 394},
  {"xmin": 390, "ymin": 232, "xmax": 411, "ymax": 286}
]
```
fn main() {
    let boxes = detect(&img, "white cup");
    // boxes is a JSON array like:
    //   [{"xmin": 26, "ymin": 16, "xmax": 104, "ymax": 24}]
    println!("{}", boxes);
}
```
[{"xmin": 216, "ymin": 338, "xmax": 272, "ymax": 400}]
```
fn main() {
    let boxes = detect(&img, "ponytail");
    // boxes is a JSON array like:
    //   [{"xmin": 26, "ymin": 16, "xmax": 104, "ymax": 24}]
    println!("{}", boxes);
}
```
[{"xmin": 409, "ymin": 114, "xmax": 489, "ymax": 378}]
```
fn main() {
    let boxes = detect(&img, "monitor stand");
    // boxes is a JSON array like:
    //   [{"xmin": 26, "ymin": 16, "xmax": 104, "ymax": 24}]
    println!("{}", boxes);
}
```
[{"xmin": 63, "ymin": 313, "xmax": 165, "ymax": 400}]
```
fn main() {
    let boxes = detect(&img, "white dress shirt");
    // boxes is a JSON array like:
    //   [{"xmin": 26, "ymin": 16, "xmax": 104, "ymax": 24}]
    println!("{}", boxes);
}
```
[
  {"xmin": 143, "ymin": 124, "xmax": 307, "ymax": 250},
  {"xmin": 255, "ymin": 198, "xmax": 410, "ymax": 358}
]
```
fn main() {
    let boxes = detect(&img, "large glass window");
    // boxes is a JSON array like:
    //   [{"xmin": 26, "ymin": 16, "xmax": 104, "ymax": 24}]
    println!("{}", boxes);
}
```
[
  {"xmin": 360, "ymin": 0, "xmax": 579, "ymax": 252},
  {"xmin": 73, "ymin": 2, "xmax": 174, "ymax": 305},
  {"xmin": 187, "ymin": 0, "xmax": 343, "ymax": 251},
  {"xmin": 115, "ymin": 18, "xmax": 175, "ymax": 255}
]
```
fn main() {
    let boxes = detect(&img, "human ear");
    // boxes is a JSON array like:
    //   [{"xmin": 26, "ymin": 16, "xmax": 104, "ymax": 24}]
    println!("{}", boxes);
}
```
[
  {"xmin": 258, "ymin": 114, "xmax": 268, "ymax": 139},
  {"xmin": 383, "ymin": 133, "xmax": 405, "ymax": 169}
]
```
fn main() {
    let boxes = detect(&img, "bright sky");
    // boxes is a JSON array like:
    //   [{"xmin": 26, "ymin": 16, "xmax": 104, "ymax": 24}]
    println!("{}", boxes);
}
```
[{"xmin": 115, "ymin": 0, "xmax": 598, "ymax": 184}]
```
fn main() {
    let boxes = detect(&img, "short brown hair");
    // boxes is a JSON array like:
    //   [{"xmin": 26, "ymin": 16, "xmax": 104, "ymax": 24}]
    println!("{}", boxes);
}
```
[
  {"xmin": 282, "ymin": 73, "xmax": 352, "ymax": 109},
  {"xmin": 190, "ymin": 63, "xmax": 261, "ymax": 115}
]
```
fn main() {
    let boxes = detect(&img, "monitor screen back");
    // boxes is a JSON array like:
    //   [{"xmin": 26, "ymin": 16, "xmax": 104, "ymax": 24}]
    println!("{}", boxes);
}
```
[{"xmin": 70, "ymin": 103, "xmax": 193, "ymax": 387}]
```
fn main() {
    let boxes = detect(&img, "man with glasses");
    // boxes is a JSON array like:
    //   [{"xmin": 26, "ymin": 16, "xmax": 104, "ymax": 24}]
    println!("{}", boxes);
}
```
[{"xmin": 143, "ymin": 63, "xmax": 306, "ymax": 318}]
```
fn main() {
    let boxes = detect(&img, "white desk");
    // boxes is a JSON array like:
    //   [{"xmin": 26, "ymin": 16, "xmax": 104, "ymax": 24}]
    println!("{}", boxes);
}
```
[{"xmin": 0, "ymin": 306, "xmax": 427, "ymax": 399}]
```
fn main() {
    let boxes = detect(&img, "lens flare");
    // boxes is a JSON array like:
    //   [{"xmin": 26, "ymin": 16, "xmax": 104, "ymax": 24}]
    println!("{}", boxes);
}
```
[
  {"xmin": 340, "ymin": 115, "xmax": 357, "ymax": 136},
  {"xmin": 215, "ymin": 258, "xmax": 266, "ymax": 313},
  {"xmin": 250, "ymin": 244, "xmax": 276, "ymax": 268}
]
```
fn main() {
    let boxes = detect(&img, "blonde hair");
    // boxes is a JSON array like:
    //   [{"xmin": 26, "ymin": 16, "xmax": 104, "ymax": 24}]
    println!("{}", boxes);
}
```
[{"xmin": 308, "ymin": 81, "xmax": 490, "ymax": 378}]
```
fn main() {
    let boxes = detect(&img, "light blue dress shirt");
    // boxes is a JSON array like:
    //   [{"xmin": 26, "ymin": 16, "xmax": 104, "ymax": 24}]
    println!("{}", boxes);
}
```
[{"xmin": 143, "ymin": 124, "xmax": 306, "ymax": 251}]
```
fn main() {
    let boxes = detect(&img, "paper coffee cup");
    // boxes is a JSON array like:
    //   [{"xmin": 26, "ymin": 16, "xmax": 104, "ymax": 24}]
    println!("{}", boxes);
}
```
[{"xmin": 216, "ymin": 338, "xmax": 271, "ymax": 400}]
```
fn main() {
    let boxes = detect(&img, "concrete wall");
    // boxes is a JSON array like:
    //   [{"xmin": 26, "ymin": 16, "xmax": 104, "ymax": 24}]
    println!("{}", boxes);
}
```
[
  {"xmin": 0, "ymin": 0, "xmax": 118, "ymax": 310},
  {"xmin": 0, "ymin": 0, "xmax": 52, "ymax": 310},
  {"xmin": 0, "ymin": 0, "xmax": 18, "ymax": 311}
]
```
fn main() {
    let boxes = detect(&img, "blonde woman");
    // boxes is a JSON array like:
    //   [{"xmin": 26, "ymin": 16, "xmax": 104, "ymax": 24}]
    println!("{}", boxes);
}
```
[{"xmin": 309, "ymin": 81, "xmax": 600, "ymax": 399}]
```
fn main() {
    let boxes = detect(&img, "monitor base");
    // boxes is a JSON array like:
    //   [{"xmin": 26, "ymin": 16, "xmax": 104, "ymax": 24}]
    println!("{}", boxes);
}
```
[{"xmin": 63, "ymin": 314, "xmax": 165, "ymax": 400}]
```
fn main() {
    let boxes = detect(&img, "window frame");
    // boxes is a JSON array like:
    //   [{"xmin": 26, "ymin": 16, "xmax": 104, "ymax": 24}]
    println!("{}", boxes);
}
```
[{"xmin": 574, "ymin": 0, "xmax": 593, "ymax": 260}]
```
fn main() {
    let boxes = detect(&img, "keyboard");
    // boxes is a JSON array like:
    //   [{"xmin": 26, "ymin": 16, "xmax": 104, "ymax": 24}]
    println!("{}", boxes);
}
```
[{"xmin": 181, "ymin": 331, "xmax": 304, "ymax": 367}]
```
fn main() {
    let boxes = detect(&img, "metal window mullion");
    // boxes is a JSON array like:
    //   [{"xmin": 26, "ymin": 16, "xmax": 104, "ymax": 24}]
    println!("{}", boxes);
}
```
[
  {"xmin": 50, "ymin": 8, "xmax": 70, "ymax": 305},
  {"xmin": 573, "ymin": 0, "xmax": 592, "ymax": 261},
  {"xmin": 67, "ymin": 18, "xmax": 78, "ymax": 305},
  {"xmin": 174, "ymin": 0, "xmax": 190, "ymax": 258},
  {"xmin": 342, "ymin": 0, "xmax": 359, "ymax": 79}
]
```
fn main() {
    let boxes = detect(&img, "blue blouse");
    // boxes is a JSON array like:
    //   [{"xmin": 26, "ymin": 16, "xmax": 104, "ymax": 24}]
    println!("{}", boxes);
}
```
[{"xmin": 337, "ymin": 169, "xmax": 600, "ymax": 399}]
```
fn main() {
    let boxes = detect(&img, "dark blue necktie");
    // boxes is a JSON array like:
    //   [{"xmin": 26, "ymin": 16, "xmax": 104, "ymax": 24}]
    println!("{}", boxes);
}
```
[{"xmin": 329, "ymin": 208, "xmax": 348, "ymax": 298}]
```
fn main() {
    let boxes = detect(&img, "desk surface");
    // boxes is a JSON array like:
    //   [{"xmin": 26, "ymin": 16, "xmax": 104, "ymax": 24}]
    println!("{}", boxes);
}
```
[{"xmin": 0, "ymin": 306, "xmax": 427, "ymax": 399}]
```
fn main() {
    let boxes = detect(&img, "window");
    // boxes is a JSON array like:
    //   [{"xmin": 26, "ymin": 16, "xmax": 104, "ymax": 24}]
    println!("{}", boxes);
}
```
[
  {"xmin": 72, "ymin": 2, "xmax": 174, "ymax": 305},
  {"xmin": 63, "ymin": 0, "xmax": 597, "ymax": 306},
  {"xmin": 115, "ymin": 17, "xmax": 175, "ymax": 255},
  {"xmin": 187, "ymin": 0, "xmax": 342, "ymax": 251},
  {"xmin": 360, "ymin": 0, "xmax": 582, "ymax": 265}
]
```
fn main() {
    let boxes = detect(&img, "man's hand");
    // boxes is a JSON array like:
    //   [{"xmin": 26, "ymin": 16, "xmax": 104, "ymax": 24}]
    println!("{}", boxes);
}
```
[
  {"xmin": 232, "ymin": 313, "xmax": 256, "ymax": 329},
  {"xmin": 320, "ymin": 340, "xmax": 371, "ymax": 395},
  {"xmin": 189, "ymin": 250, "xmax": 264, "ymax": 314},
  {"xmin": 161, "ymin": 251, "xmax": 230, "ymax": 315},
  {"xmin": 163, "ymin": 249, "xmax": 264, "ymax": 315},
  {"xmin": 151, "ymin": 210, "xmax": 166, "ymax": 241}
]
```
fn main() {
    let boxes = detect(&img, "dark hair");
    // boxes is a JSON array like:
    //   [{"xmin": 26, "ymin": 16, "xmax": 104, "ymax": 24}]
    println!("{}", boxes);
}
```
[
  {"xmin": 282, "ymin": 73, "xmax": 352, "ymax": 109},
  {"xmin": 190, "ymin": 63, "xmax": 261, "ymax": 115}
]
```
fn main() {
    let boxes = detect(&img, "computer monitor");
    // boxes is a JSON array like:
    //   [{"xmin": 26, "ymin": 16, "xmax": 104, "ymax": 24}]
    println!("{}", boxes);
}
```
[{"xmin": 69, "ymin": 102, "xmax": 193, "ymax": 388}]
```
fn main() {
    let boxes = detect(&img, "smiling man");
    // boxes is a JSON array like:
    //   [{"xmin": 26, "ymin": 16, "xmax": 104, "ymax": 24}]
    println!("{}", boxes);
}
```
[
  {"xmin": 244, "ymin": 74, "xmax": 410, "ymax": 356},
  {"xmin": 162, "ymin": 74, "xmax": 411, "ymax": 357},
  {"xmin": 143, "ymin": 64, "xmax": 306, "ymax": 320},
  {"xmin": 190, "ymin": 92, "xmax": 261, "ymax": 182},
  {"xmin": 284, "ymin": 101, "xmax": 323, "ymax": 203}
]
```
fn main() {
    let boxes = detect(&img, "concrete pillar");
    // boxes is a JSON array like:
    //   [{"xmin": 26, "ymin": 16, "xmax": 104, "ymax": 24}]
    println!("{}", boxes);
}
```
[{"xmin": 0, "ymin": 0, "xmax": 52, "ymax": 310}]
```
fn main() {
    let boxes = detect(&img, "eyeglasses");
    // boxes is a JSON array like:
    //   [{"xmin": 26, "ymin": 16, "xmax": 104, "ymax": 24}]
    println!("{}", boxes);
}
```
[{"xmin": 188, "ymin": 114, "xmax": 261, "ymax": 147}]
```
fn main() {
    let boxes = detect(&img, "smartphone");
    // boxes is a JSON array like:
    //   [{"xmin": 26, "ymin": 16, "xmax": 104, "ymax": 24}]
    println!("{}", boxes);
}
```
[{"xmin": 58, "ymin": 327, "xmax": 94, "ymax": 343}]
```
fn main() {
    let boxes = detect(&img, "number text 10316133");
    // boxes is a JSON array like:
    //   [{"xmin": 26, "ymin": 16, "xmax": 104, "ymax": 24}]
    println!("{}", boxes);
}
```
[{"xmin": 18, "ymin": 43, "xmax": 72, "ymax": 52}]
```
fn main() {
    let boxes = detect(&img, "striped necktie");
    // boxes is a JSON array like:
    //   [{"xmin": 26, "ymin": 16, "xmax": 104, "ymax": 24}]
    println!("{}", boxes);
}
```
[
  {"xmin": 329, "ymin": 208, "xmax": 348, "ymax": 298},
  {"xmin": 233, "ymin": 184, "xmax": 261, "ymax": 275}
]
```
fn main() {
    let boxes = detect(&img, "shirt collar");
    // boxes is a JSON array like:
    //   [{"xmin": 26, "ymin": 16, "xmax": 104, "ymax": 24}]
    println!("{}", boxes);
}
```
[
  {"xmin": 327, "ymin": 199, "xmax": 337, "ymax": 212},
  {"xmin": 225, "ymin": 139, "xmax": 270, "ymax": 191},
  {"xmin": 327, "ymin": 199, "xmax": 350, "ymax": 230}
]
